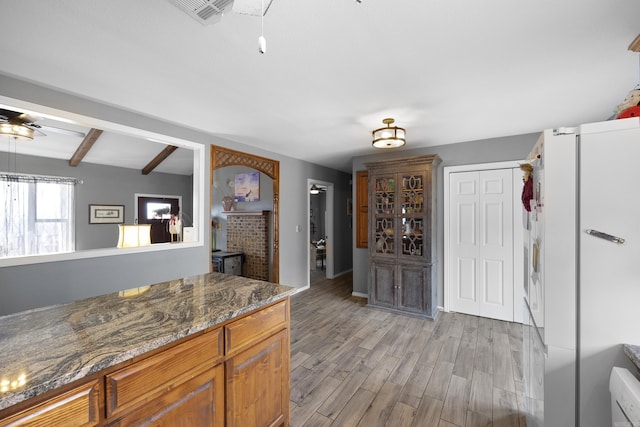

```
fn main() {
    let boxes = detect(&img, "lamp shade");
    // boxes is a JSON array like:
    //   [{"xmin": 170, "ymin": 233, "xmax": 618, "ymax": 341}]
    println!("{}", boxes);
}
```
[
  {"xmin": 372, "ymin": 118, "xmax": 406, "ymax": 149},
  {"xmin": 117, "ymin": 224, "xmax": 152, "ymax": 248},
  {"xmin": 0, "ymin": 123, "xmax": 34, "ymax": 140}
]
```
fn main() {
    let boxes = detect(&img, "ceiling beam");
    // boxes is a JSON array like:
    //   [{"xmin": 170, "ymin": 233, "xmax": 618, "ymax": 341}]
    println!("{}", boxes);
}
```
[
  {"xmin": 69, "ymin": 128, "xmax": 103, "ymax": 167},
  {"xmin": 142, "ymin": 145, "xmax": 178, "ymax": 175},
  {"xmin": 629, "ymin": 33, "xmax": 640, "ymax": 52}
]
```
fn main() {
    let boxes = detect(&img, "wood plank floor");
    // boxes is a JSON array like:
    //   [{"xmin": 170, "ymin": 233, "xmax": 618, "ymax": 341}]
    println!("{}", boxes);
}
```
[{"xmin": 290, "ymin": 273, "xmax": 527, "ymax": 427}]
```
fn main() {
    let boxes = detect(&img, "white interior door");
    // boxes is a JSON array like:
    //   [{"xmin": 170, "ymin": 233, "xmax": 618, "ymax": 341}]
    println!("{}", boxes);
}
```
[{"xmin": 449, "ymin": 168, "xmax": 514, "ymax": 320}]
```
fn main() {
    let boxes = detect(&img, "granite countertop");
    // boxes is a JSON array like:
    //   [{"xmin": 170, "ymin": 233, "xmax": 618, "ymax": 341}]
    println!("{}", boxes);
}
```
[
  {"xmin": 0, "ymin": 272, "xmax": 295, "ymax": 411},
  {"xmin": 624, "ymin": 344, "xmax": 640, "ymax": 371}
]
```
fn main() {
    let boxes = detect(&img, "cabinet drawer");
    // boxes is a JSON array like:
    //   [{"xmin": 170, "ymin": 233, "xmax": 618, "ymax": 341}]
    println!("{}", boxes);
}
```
[
  {"xmin": 225, "ymin": 300, "xmax": 288, "ymax": 356},
  {"xmin": 0, "ymin": 379, "xmax": 101, "ymax": 427},
  {"xmin": 105, "ymin": 328, "xmax": 223, "ymax": 419},
  {"xmin": 106, "ymin": 365, "xmax": 224, "ymax": 427}
]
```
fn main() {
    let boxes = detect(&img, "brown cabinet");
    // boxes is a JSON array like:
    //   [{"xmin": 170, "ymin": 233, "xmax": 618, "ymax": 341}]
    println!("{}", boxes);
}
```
[
  {"xmin": 226, "ymin": 330, "xmax": 289, "ymax": 427},
  {"xmin": 106, "ymin": 365, "xmax": 225, "ymax": 427},
  {"xmin": 0, "ymin": 299, "xmax": 290, "ymax": 427},
  {"xmin": 0, "ymin": 380, "xmax": 102, "ymax": 427},
  {"xmin": 225, "ymin": 300, "xmax": 289, "ymax": 427},
  {"xmin": 355, "ymin": 170, "xmax": 369, "ymax": 248},
  {"xmin": 365, "ymin": 155, "xmax": 440, "ymax": 319},
  {"xmin": 105, "ymin": 328, "xmax": 224, "ymax": 424}
]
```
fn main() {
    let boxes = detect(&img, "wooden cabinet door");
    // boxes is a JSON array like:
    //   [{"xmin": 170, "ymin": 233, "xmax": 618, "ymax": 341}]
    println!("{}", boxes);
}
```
[
  {"xmin": 107, "ymin": 364, "xmax": 224, "ymax": 427},
  {"xmin": 397, "ymin": 264, "xmax": 429, "ymax": 315},
  {"xmin": 370, "ymin": 173, "xmax": 397, "ymax": 260},
  {"xmin": 105, "ymin": 329, "xmax": 223, "ymax": 419},
  {"xmin": 370, "ymin": 261, "xmax": 396, "ymax": 309},
  {"xmin": 356, "ymin": 170, "xmax": 368, "ymax": 248},
  {"xmin": 226, "ymin": 330, "xmax": 289, "ymax": 427},
  {"xmin": 397, "ymin": 170, "xmax": 429, "ymax": 262},
  {"xmin": 0, "ymin": 380, "xmax": 102, "ymax": 427}
]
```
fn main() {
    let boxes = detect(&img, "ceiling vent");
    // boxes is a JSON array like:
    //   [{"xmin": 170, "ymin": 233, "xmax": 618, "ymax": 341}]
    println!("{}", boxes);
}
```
[{"xmin": 168, "ymin": 0, "xmax": 234, "ymax": 25}]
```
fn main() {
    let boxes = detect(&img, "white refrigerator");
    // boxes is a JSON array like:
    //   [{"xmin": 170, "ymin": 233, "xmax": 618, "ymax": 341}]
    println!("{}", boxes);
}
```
[{"xmin": 522, "ymin": 117, "xmax": 640, "ymax": 427}]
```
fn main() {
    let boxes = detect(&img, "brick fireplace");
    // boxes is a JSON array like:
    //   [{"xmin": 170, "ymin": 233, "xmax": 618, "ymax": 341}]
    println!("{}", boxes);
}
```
[{"xmin": 226, "ymin": 211, "xmax": 270, "ymax": 281}]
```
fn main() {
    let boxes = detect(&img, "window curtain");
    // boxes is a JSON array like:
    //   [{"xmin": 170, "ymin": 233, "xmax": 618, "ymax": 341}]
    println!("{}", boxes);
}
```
[{"xmin": 0, "ymin": 173, "xmax": 76, "ymax": 258}]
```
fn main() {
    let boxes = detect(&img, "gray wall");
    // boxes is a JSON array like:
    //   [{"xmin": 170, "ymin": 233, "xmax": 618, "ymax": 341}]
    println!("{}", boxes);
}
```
[
  {"xmin": 212, "ymin": 166, "xmax": 274, "ymax": 251},
  {"xmin": 0, "ymin": 73, "xmax": 353, "ymax": 316},
  {"xmin": 1, "ymin": 153, "xmax": 193, "ymax": 250},
  {"xmin": 351, "ymin": 133, "xmax": 538, "ymax": 307}
]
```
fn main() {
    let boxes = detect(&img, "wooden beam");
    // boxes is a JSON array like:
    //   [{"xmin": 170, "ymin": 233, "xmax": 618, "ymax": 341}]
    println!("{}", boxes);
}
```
[
  {"xmin": 142, "ymin": 145, "xmax": 178, "ymax": 175},
  {"xmin": 69, "ymin": 128, "xmax": 103, "ymax": 167},
  {"xmin": 629, "ymin": 33, "xmax": 640, "ymax": 52}
]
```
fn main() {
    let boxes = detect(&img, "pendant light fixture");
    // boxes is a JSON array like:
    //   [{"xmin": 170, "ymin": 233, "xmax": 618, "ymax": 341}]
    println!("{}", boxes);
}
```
[{"xmin": 372, "ymin": 118, "xmax": 405, "ymax": 149}]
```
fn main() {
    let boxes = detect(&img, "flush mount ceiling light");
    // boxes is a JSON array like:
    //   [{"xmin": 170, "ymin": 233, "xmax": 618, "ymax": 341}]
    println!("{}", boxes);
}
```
[{"xmin": 372, "ymin": 118, "xmax": 406, "ymax": 149}]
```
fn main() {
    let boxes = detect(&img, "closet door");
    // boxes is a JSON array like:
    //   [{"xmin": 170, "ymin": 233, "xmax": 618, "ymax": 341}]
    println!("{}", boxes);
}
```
[{"xmin": 449, "ymin": 169, "xmax": 514, "ymax": 320}]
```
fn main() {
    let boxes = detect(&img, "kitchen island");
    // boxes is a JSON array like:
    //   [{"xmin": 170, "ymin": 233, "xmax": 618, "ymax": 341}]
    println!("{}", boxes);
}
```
[{"xmin": 0, "ymin": 272, "xmax": 295, "ymax": 426}]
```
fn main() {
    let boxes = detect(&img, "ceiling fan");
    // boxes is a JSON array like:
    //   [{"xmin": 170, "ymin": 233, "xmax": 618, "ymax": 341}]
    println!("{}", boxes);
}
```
[
  {"xmin": 310, "ymin": 184, "xmax": 327, "ymax": 194},
  {"xmin": 0, "ymin": 108, "xmax": 87, "ymax": 139}
]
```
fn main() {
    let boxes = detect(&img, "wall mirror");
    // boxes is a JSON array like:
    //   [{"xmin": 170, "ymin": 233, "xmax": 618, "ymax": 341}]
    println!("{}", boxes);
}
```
[{"xmin": 0, "ymin": 96, "xmax": 204, "ymax": 266}]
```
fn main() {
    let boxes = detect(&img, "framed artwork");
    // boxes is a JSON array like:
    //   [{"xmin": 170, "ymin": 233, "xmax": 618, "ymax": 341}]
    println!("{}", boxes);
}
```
[
  {"xmin": 89, "ymin": 204, "xmax": 124, "ymax": 224},
  {"xmin": 234, "ymin": 172, "xmax": 260, "ymax": 202}
]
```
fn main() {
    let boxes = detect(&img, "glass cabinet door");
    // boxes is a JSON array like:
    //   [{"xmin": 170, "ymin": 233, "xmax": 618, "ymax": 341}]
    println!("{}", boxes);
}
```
[
  {"xmin": 373, "ymin": 176, "xmax": 395, "ymax": 255},
  {"xmin": 399, "ymin": 173, "xmax": 425, "ymax": 258}
]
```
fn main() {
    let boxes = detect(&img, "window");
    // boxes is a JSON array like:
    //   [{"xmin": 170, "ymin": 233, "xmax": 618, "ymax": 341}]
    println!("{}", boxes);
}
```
[{"xmin": 0, "ymin": 173, "xmax": 76, "ymax": 258}]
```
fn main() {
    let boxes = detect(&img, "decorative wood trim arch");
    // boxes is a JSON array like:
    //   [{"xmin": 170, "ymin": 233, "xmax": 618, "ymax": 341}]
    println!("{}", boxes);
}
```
[{"xmin": 210, "ymin": 145, "xmax": 280, "ymax": 283}]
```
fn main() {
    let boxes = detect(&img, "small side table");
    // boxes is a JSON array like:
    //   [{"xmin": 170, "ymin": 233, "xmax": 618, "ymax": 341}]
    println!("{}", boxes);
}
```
[{"xmin": 212, "ymin": 251, "xmax": 244, "ymax": 276}]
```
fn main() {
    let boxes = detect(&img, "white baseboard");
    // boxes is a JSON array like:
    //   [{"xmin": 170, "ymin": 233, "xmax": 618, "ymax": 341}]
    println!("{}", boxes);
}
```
[
  {"xmin": 330, "ymin": 268, "xmax": 352, "ymax": 279},
  {"xmin": 293, "ymin": 285, "xmax": 310, "ymax": 294},
  {"xmin": 351, "ymin": 291, "xmax": 367, "ymax": 299}
]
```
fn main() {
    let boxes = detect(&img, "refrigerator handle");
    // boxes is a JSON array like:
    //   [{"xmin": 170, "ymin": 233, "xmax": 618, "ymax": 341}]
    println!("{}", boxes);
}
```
[{"xmin": 585, "ymin": 229, "xmax": 626, "ymax": 245}]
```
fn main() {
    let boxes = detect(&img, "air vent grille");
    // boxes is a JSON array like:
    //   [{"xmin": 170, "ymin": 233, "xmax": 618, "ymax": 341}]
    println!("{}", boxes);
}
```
[{"xmin": 167, "ymin": 0, "xmax": 234, "ymax": 25}]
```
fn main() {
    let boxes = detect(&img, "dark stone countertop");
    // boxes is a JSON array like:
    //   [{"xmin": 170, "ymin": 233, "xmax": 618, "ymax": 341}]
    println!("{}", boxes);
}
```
[
  {"xmin": 624, "ymin": 344, "xmax": 640, "ymax": 372},
  {"xmin": 0, "ymin": 272, "xmax": 295, "ymax": 411}
]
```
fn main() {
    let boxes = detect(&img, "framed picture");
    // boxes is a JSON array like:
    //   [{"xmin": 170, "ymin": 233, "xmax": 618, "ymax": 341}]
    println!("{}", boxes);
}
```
[
  {"xmin": 234, "ymin": 172, "xmax": 260, "ymax": 202},
  {"xmin": 89, "ymin": 204, "xmax": 124, "ymax": 224}
]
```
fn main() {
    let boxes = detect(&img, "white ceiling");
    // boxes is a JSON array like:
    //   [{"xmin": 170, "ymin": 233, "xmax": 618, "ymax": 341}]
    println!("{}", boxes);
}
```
[
  {"xmin": 0, "ymin": 0, "xmax": 639, "ymax": 173},
  {"xmin": 0, "ymin": 112, "xmax": 195, "ymax": 175}
]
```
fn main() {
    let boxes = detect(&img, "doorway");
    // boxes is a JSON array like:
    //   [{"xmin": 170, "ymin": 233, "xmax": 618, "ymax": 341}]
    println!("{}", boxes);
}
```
[
  {"xmin": 211, "ymin": 146, "xmax": 280, "ymax": 283},
  {"xmin": 444, "ymin": 161, "xmax": 524, "ymax": 322},
  {"xmin": 308, "ymin": 179, "xmax": 334, "ymax": 287},
  {"xmin": 135, "ymin": 194, "xmax": 182, "ymax": 244}
]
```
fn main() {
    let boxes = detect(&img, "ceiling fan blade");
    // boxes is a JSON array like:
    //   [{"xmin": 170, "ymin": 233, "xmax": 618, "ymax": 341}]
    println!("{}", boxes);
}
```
[{"xmin": 37, "ymin": 124, "xmax": 86, "ymax": 138}]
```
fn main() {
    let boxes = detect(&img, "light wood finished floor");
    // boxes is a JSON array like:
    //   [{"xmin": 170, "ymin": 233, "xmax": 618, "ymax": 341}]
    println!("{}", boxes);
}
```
[{"xmin": 290, "ymin": 273, "xmax": 527, "ymax": 427}]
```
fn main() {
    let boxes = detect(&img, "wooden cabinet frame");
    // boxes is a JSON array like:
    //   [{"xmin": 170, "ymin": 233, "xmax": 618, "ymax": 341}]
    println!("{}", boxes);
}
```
[{"xmin": 365, "ymin": 155, "xmax": 440, "ymax": 319}]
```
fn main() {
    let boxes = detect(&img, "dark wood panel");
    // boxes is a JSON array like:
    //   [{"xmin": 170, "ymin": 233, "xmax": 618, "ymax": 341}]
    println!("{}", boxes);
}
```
[{"xmin": 356, "ymin": 170, "xmax": 368, "ymax": 248}]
